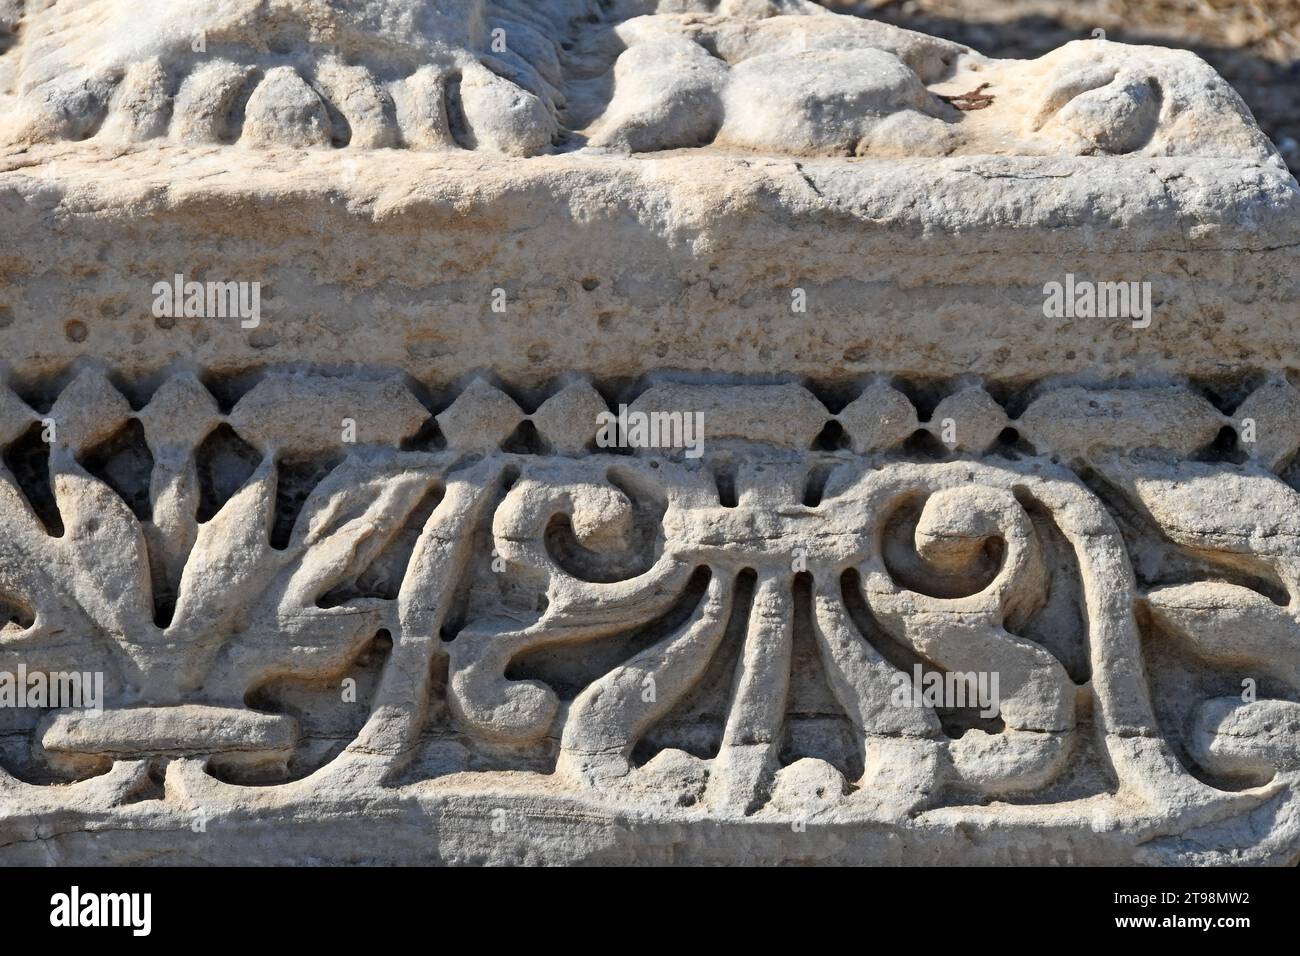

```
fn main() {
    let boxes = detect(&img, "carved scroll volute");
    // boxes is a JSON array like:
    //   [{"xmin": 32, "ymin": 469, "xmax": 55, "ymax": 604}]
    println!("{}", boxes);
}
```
[
  {"xmin": 1022, "ymin": 382, "xmax": 1300, "ymax": 799},
  {"xmin": 807, "ymin": 459, "xmax": 1257, "ymax": 817},
  {"xmin": 1006, "ymin": 468, "xmax": 1273, "ymax": 819},
  {"xmin": 1117, "ymin": 462, "xmax": 1300, "ymax": 787},
  {"xmin": 446, "ymin": 463, "xmax": 697, "ymax": 747},
  {"xmin": 864, "ymin": 482, "xmax": 1075, "ymax": 795}
]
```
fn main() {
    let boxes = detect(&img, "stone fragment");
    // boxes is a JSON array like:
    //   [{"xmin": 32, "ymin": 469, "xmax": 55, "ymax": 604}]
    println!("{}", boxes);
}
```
[
  {"xmin": 242, "ymin": 67, "xmax": 334, "ymax": 148},
  {"xmin": 1018, "ymin": 387, "xmax": 1225, "ymax": 460},
  {"xmin": 99, "ymin": 58, "xmax": 171, "ymax": 142},
  {"xmin": 588, "ymin": 38, "xmax": 728, "ymax": 152},
  {"xmin": 172, "ymin": 60, "xmax": 253, "ymax": 143},
  {"xmin": 229, "ymin": 374, "xmax": 428, "ymax": 456},
  {"xmin": 0, "ymin": 0, "xmax": 1296, "ymax": 870},
  {"xmin": 1233, "ymin": 378, "xmax": 1300, "ymax": 471},
  {"xmin": 435, "ymin": 378, "xmax": 522, "ymax": 452},
  {"xmin": 455, "ymin": 61, "xmax": 556, "ymax": 156},
  {"xmin": 717, "ymin": 47, "xmax": 934, "ymax": 155},
  {"xmin": 836, "ymin": 382, "xmax": 919, "ymax": 454},
  {"xmin": 531, "ymin": 381, "xmax": 608, "ymax": 455},
  {"xmin": 316, "ymin": 59, "xmax": 400, "ymax": 150},
  {"xmin": 928, "ymin": 386, "xmax": 1007, "ymax": 454}
]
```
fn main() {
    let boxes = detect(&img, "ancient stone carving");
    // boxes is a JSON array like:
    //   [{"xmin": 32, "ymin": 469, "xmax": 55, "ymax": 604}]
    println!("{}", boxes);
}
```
[
  {"xmin": 2, "ymin": 372, "xmax": 1298, "ymax": 863},
  {"xmin": 0, "ymin": 0, "xmax": 1278, "ymax": 161},
  {"xmin": 0, "ymin": 0, "xmax": 1296, "ymax": 869},
  {"xmin": 0, "ymin": 0, "xmax": 575, "ymax": 153}
]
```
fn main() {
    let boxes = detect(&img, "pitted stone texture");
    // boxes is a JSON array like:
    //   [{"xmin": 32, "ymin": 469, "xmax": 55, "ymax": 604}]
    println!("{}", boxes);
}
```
[
  {"xmin": 0, "ymin": 0, "xmax": 1297, "ymax": 871},
  {"xmin": 837, "ymin": 382, "xmax": 919, "ymax": 455},
  {"xmin": 436, "ymin": 378, "xmax": 523, "ymax": 452},
  {"xmin": 1, "ymin": 143, "xmax": 1293, "ymax": 387},
  {"xmin": 531, "ymin": 381, "xmax": 609, "ymax": 455},
  {"xmin": 928, "ymin": 387, "xmax": 1006, "ymax": 454}
]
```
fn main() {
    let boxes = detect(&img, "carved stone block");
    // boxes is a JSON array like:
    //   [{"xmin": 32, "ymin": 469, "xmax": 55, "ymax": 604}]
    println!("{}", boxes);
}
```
[{"xmin": 0, "ymin": 0, "xmax": 1297, "ymax": 865}]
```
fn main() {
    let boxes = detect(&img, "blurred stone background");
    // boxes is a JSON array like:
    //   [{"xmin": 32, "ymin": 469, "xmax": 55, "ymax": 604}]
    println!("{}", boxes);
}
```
[{"xmin": 822, "ymin": 0, "xmax": 1300, "ymax": 174}]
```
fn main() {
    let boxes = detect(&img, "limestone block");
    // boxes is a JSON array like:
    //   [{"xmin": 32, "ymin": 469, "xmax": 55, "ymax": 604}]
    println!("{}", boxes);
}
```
[{"xmin": 0, "ymin": 0, "xmax": 1297, "ymax": 867}]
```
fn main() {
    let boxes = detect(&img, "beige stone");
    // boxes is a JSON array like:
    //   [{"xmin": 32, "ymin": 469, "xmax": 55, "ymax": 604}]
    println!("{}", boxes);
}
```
[{"xmin": 0, "ymin": 0, "xmax": 1297, "ymax": 867}]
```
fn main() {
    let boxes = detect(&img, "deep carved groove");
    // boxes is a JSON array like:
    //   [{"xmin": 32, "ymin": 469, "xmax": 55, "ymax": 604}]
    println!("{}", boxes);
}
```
[
  {"xmin": 195, "ymin": 424, "xmax": 263, "ymax": 523},
  {"xmin": 4, "ymin": 422, "xmax": 62, "ymax": 536}
]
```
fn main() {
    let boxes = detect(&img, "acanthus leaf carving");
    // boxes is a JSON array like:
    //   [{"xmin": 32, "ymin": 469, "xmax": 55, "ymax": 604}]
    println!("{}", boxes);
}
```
[{"xmin": 0, "ymin": 370, "xmax": 1295, "ymax": 864}]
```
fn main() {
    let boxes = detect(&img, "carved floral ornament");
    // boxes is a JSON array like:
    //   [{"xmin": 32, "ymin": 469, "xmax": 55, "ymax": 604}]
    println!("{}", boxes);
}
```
[{"xmin": 0, "ymin": 369, "xmax": 1298, "ymax": 857}]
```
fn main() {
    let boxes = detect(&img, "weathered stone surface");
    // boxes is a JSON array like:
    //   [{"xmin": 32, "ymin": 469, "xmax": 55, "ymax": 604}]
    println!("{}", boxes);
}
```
[{"xmin": 0, "ymin": 0, "xmax": 1297, "ymax": 867}]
